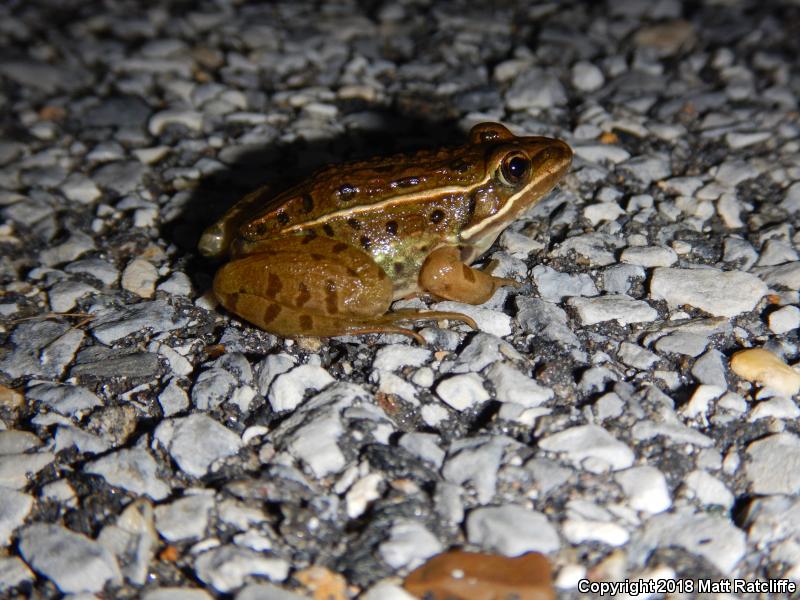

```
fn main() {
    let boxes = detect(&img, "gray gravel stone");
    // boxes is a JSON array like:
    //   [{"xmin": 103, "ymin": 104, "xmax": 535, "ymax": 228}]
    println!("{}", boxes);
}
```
[
  {"xmin": 435, "ymin": 373, "xmax": 489, "ymax": 411},
  {"xmin": 768, "ymin": 305, "xmax": 800, "ymax": 334},
  {"xmin": 442, "ymin": 437, "xmax": 510, "ymax": 504},
  {"xmin": 54, "ymin": 425, "xmax": 110, "ymax": 454},
  {"xmin": 158, "ymin": 378, "xmax": 190, "ymax": 417},
  {"xmin": 154, "ymin": 414, "xmax": 242, "ymax": 478},
  {"xmin": 691, "ymin": 349, "xmax": 728, "ymax": 389},
  {"xmin": 0, "ymin": 452, "xmax": 55, "ymax": 489},
  {"xmin": 602, "ymin": 264, "xmax": 646, "ymax": 294},
  {"xmin": 372, "ymin": 345, "xmax": 431, "ymax": 371},
  {"xmin": 650, "ymin": 267, "xmax": 768, "ymax": 317},
  {"xmin": 684, "ymin": 470, "xmax": 734, "ymax": 509},
  {"xmin": 192, "ymin": 368, "xmax": 237, "ymax": 411},
  {"xmin": 532, "ymin": 265, "xmax": 598, "ymax": 302},
  {"xmin": 399, "ymin": 433, "xmax": 445, "ymax": 469},
  {"xmin": 18, "ymin": 524, "xmax": 121, "ymax": 594},
  {"xmin": 654, "ymin": 332, "xmax": 709, "ymax": 357},
  {"xmin": 26, "ymin": 382, "xmax": 102, "ymax": 416},
  {"xmin": 485, "ymin": 362, "xmax": 553, "ymax": 407},
  {"xmin": 144, "ymin": 588, "xmax": 214, "ymax": 600},
  {"xmin": 121, "ymin": 259, "xmax": 159, "ymax": 298},
  {"xmin": 629, "ymin": 508, "xmax": 745, "ymax": 574},
  {"xmin": 505, "ymin": 68, "xmax": 566, "ymax": 110},
  {"xmin": 516, "ymin": 297, "xmax": 580, "ymax": 348},
  {"xmin": 754, "ymin": 261, "xmax": 800, "ymax": 290},
  {"xmin": 379, "ymin": 520, "xmax": 442, "ymax": 570},
  {"xmin": 540, "ymin": 425, "xmax": 634, "ymax": 472},
  {"xmin": 48, "ymin": 280, "xmax": 98, "ymax": 312},
  {"xmin": 0, "ymin": 430, "xmax": 41, "ymax": 455},
  {"xmin": 618, "ymin": 342, "xmax": 659, "ymax": 370},
  {"xmin": 467, "ymin": 505, "xmax": 560, "ymax": 555},
  {"xmin": 568, "ymin": 295, "xmax": 658, "ymax": 326},
  {"xmin": 431, "ymin": 300, "xmax": 512, "ymax": 338},
  {"xmin": 155, "ymin": 494, "xmax": 215, "ymax": 541},
  {"xmin": 571, "ymin": 60, "xmax": 604, "ymax": 92},
  {"xmin": 91, "ymin": 300, "xmax": 189, "ymax": 344},
  {"xmin": 746, "ymin": 433, "xmax": 800, "ymax": 495},
  {"xmin": 287, "ymin": 412, "xmax": 346, "ymax": 478},
  {"xmin": 268, "ymin": 364, "xmax": 335, "ymax": 412},
  {"xmin": 39, "ymin": 232, "xmax": 96, "ymax": 267},
  {"xmin": 0, "ymin": 557, "xmax": 34, "ymax": 592},
  {"xmin": 615, "ymin": 466, "xmax": 671, "ymax": 514},
  {"xmin": 65, "ymin": 258, "xmax": 119, "ymax": 286},
  {"xmin": 87, "ymin": 448, "xmax": 170, "ymax": 500},
  {"xmin": 236, "ymin": 584, "xmax": 309, "ymax": 600},
  {"xmin": 0, "ymin": 490, "xmax": 33, "ymax": 546},
  {"xmin": 620, "ymin": 246, "xmax": 678, "ymax": 267},
  {"xmin": 92, "ymin": 161, "xmax": 146, "ymax": 195},
  {"xmin": 195, "ymin": 545, "xmax": 289, "ymax": 593}
]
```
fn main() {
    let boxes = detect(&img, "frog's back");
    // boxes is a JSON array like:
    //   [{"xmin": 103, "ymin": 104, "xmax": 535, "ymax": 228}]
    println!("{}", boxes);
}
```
[{"xmin": 238, "ymin": 143, "xmax": 487, "ymax": 243}]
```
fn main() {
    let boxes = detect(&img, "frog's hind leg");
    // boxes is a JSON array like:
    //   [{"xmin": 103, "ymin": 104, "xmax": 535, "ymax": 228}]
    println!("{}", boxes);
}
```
[
  {"xmin": 212, "ymin": 235, "xmax": 399, "ymax": 338},
  {"xmin": 342, "ymin": 309, "xmax": 478, "ymax": 344},
  {"xmin": 211, "ymin": 236, "xmax": 480, "ymax": 343}
]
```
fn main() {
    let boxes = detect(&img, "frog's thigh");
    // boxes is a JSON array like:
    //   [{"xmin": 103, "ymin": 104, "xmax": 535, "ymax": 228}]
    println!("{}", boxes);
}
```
[
  {"xmin": 419, "ymin": 246, "xmax": 519, "ymax": 304},
  {"xmin": 212, "ymin": 236, "xmax": 394, "ymax": 336}
]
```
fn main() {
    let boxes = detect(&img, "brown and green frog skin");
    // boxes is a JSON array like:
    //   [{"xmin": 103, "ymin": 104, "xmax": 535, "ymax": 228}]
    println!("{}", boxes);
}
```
[{"xmin": 199, "ymin": 122, "xmax": 572, "ymax": 343}]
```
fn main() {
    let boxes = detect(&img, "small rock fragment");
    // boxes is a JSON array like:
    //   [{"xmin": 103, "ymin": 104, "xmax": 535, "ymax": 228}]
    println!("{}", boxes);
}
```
[
  {"xmin": 18, "ymin": 524, "xmax": 121, "ymax": 594},
  {"xmin": 122, "ymin": 259, "xmax": 158, "ymax": 298},
  {"xmin": 650, "ymin": 267, "xmax": 767, "ymax": 317},
  {"xmin": 730, "ymin": 348, "xmax": 800, "ymax": 397}
]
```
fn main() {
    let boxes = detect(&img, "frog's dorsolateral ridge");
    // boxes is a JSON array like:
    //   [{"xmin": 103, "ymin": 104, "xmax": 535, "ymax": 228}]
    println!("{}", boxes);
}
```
[{"xmin": 199, "ymin": 122, "xmax": 572, "ymax": 343}]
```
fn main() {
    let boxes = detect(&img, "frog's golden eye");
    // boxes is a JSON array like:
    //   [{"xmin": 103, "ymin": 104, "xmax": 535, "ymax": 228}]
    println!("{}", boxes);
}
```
[{"xmin": 499, "ymin": 152, "xmax": 531, "ymax": 186}]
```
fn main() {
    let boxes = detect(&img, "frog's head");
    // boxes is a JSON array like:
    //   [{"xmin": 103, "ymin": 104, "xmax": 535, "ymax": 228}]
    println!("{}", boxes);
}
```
[{"xmin": 460, "ymin": 122, "xmax": 572, "ymax": 248}]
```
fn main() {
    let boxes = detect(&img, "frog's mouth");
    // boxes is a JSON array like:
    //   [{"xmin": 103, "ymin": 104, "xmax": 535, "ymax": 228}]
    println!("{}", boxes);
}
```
[{"xmin": 459, "ymin": 139, "xmax": 572, "ymax": 248}]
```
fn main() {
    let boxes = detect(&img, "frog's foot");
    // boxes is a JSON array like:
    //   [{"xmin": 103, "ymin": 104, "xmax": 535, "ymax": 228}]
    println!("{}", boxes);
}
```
[
  {"xmin": 419, "ymin": 246, "xmax": 520, "ymax": 304},
  {"xmin": 343, "ymin": 309, "xmax": 478, "ymax": 344}
]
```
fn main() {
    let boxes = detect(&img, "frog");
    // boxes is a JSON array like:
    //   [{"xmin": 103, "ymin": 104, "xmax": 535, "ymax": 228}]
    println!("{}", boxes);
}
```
[{"xmin": 199, "ymin": 122, "xmax": 572, "ymax": 343}]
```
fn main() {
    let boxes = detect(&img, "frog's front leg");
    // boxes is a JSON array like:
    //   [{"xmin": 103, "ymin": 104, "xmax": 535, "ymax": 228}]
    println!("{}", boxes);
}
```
[
  {"xmin": 212, "ymin": 236, "xmax": 477, "ymax": 343},
  {"xmin": 419, "ymin": 246, "xmax": 520, "ymax": 304}
]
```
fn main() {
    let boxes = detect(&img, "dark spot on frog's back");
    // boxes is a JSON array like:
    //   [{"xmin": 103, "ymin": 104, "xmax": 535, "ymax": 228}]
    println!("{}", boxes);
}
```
[
  {"xmin": 430, "ymin": 209, "xmax": 445, "ymax": 224},
  {"xmin": 277, "ymin": 211, "xmax": 290, "ymax": 225},
  {"xmin": 347, "ymin": 218, "xmax": 361, "ymax": 230},
  {"xmin": 360, "ymin": 235, "xmax": 371, "ymax": 250},
  {"xmin": 338, "ymin": 184, "xmax": 358, "ymax": 200},
  {"xmin": 391, "ymin": 176, "xmax": 420, "ymax": 189},
  {"xmin": 450, "ymin": 159, "xmax": 472, "ymax": 174},
  {"xmin": 323, "ymin": 224, "xmax": 335, "ymax": 237},
  {"xmin": 302, "ymin": 193, "xmax": 314, "ymax": 213},
  {"xmin": 385, "ymin": 220, "xmax": 398, "ymax": 236}
]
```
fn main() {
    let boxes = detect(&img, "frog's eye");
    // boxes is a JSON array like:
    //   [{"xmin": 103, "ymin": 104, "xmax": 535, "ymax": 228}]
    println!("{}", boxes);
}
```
[{"xmin": 499, "ymin": 152, "xmax": 531, "ymax": 186}]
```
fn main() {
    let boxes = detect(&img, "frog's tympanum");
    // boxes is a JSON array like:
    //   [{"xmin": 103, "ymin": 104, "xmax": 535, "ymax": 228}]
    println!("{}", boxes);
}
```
[{"xmin": 199, "ymin": 122, "xmax": 572, "ymax": 343}]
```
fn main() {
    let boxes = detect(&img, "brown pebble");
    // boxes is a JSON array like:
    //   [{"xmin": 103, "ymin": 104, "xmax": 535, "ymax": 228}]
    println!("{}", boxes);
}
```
[
  {"xmin": 295, "ymin": 566, "xmax": 348, "ymax": 600},
  {"xmin": 404, "ymin": 550, "xmax": 555, "ymax": 600},
  {"xmin": 730, "ymin": 348, "xmax": 800, "ymax": 397}
]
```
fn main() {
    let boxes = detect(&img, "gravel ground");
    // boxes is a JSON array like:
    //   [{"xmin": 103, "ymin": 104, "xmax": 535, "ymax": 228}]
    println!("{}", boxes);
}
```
[{"xmin": 1, "ymin": 0, "xmax": 799, "ymax": 598}]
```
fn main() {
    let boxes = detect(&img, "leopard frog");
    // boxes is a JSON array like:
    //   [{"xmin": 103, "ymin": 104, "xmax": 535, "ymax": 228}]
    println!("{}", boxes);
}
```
[{"xmin": 199, "ymin": 122, "xmax": 572, "ymax": 343}]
